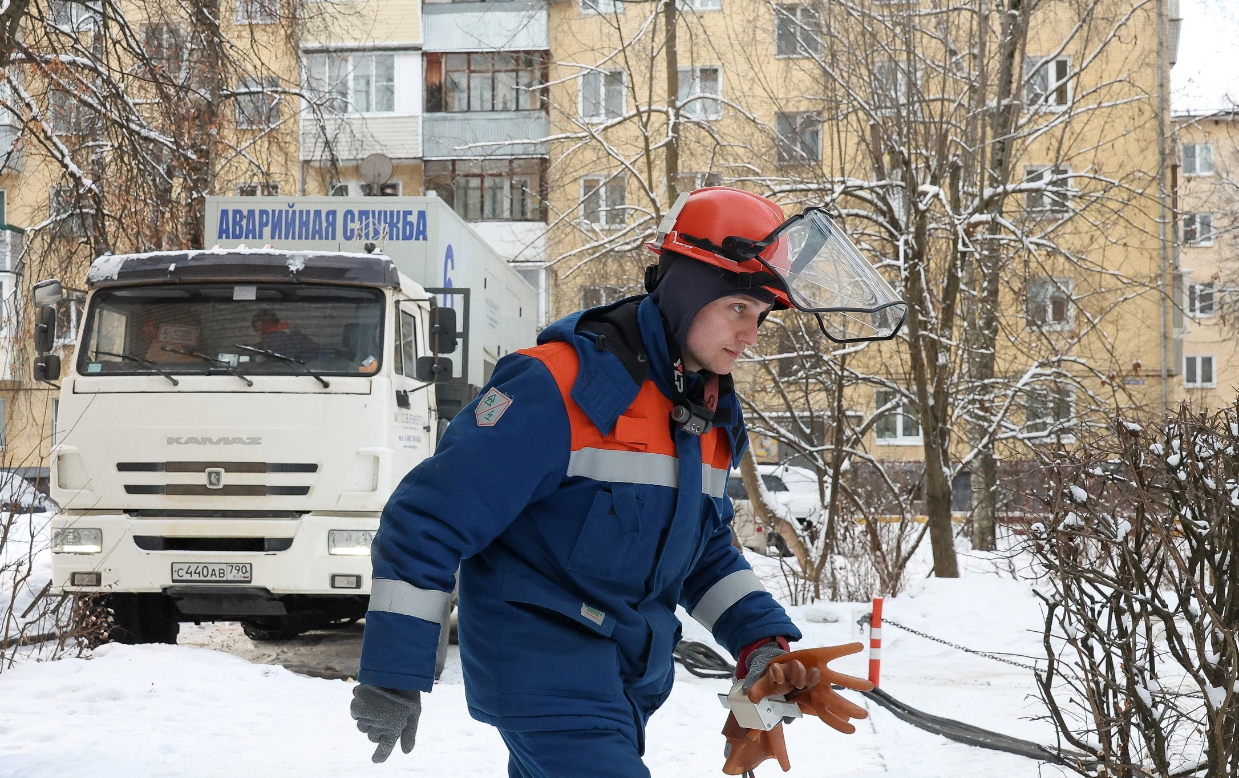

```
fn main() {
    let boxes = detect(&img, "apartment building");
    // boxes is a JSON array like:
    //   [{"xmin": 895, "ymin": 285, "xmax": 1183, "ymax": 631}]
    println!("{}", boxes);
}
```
[{"xmin": 1173, "ymin": 113, "xmax": 1239, "ymax": 404}]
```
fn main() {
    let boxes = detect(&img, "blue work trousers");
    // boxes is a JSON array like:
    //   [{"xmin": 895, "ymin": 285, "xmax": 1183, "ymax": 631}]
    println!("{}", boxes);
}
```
[{"xmin": 499, "ymin": 727, "xmax": 651, "ymax": 778}]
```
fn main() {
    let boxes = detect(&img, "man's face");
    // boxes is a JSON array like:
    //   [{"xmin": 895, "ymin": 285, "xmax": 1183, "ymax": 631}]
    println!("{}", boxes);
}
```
[{"xmin": 683, "ymin": 294, "xmax": 772, "ymax": 375}]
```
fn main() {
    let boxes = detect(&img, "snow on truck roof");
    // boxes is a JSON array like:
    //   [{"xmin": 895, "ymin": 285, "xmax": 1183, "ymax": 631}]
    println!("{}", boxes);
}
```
[{"xmin": 86, "ymin": 246, "xmax": 400, "ymax": 289}]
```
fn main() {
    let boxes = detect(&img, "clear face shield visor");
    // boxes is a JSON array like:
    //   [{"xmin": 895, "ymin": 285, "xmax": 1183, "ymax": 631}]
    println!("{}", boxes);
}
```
[{"xmin": 726, "ymin": 209, "xmax": 908, "ymax": 343}]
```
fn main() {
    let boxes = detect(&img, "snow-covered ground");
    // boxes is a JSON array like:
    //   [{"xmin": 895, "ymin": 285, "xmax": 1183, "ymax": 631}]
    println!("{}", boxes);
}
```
[{"xmin": 0, "ymin": 541, "xmax": 1071, "ymax": 778}]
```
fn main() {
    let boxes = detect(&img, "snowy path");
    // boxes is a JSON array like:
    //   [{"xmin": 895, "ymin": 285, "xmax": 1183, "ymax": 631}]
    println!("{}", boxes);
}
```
[{"xmin": 0, "ymin": 561, "xmax": 1071, "ymax": 778}]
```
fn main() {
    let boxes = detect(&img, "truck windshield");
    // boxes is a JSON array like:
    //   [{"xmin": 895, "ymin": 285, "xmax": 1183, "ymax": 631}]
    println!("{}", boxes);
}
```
[{"xmin": 77, "ymin": 283, "xmax": 385, "ymax": 378}]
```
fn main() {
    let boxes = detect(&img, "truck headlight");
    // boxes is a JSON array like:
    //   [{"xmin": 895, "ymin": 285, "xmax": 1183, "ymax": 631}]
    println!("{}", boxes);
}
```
[
  {"xmin": 52, "ymin": 528, "xmax": 103, "ymax": 554},
  {"xmin": 328, "ymin": 529, "xmax": 375, "ymax": 556}
]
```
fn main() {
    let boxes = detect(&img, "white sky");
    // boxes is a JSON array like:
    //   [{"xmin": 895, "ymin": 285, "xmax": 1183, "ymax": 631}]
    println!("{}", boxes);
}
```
[{"xmin": 1171, "ymin": 0, "xmax": 1239, "ymax": 114}]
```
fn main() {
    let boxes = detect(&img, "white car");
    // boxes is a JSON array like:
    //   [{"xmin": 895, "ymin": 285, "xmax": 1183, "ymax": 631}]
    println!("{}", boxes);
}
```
[{"xmin": 727, "ymin": 464, "xmax": 822, "ymax": 553}]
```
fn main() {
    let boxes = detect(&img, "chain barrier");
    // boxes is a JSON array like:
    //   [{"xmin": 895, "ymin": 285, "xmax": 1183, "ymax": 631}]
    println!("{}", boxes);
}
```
[{"xmin": 882, "ymin": 618, "xmax": 1040, "ymax": 672}]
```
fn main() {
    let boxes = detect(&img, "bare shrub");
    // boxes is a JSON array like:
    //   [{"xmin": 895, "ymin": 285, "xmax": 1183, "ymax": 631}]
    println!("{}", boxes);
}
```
[{"xmin": 1029, "ymin": 405, "xmax": 1238, "ymax": 777}]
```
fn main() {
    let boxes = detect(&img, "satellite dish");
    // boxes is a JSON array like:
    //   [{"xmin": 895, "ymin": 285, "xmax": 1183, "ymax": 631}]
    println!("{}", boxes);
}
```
[{"xmin": 360, "ymin": 153, "xmax": 394, "ymax": 191}]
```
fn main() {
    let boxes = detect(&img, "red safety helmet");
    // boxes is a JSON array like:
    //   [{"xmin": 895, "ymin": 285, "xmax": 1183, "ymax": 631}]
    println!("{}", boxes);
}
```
[{"xmin": 647, "ymin": 187, "xmax": 908, "ymax": 343}]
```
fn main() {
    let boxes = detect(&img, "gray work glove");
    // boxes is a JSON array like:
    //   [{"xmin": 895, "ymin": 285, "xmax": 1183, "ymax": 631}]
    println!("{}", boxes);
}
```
[
  {"xmin": 741, "ymin": 641, "xmax": 788, "ymax": 693},
  {"xmin": 351, "ymin": 684, "xmax": 422, "ymax": 763}
]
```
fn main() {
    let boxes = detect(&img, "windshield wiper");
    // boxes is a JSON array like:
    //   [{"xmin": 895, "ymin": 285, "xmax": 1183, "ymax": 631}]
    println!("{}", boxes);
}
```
[
  {"xmin": 233, "ymin": 344, "xmax": 330, "ymax": 388},
  {"xmin": 92, "ymin": 350, "xmax": 180, "ymax": 386},
  {"xmin": 160, "ymin": 347, "xmax": 253, "ymax": 387}
]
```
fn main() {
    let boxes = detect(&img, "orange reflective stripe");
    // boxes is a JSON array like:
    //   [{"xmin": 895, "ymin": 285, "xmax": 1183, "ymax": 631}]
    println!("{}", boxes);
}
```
[{"xmin": 519, "ymin": 342, "xmax": 733, "ymax": 494}]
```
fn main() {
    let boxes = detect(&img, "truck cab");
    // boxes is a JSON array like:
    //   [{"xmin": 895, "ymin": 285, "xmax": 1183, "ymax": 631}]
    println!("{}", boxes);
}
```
[{"xmin": 41, "ymin": 248, "xmax": 458, "ymax": 645}]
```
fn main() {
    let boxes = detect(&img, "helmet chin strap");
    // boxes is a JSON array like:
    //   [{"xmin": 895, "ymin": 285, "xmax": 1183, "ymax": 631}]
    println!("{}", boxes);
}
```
[{"xmin": 660, "ymin": 315, "xmax": 730, "ymax": 436}]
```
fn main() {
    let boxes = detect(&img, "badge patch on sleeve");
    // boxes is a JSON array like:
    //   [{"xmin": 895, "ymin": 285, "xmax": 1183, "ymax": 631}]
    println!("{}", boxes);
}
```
[{"xmin": 475, "ymin": 387, "xmax": 513, "ymax": 427}]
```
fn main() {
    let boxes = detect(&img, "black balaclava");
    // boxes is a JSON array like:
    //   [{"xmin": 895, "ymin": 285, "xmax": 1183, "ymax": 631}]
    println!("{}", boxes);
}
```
[{"xmin": 650, "ymin": 255, "xmax": 776, "ymax": 351}]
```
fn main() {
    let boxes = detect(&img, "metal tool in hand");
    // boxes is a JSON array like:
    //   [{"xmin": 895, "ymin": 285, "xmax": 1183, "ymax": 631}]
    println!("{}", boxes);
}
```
[{"xmin": 719, "ymin": 643, "xmax": 874, "ymax": 775}]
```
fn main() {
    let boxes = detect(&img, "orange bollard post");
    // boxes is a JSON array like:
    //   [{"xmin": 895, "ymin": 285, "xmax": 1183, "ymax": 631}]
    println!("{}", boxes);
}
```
[{"xmin": 868, "ymin": 597, "xmax": 883, "ymax": 687}]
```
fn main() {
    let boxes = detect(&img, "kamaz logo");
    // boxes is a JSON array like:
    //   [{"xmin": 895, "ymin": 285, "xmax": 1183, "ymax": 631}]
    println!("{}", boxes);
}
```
[{"xmin": 167, "ymin": 436, "xmax": 262, "ymax": 446}]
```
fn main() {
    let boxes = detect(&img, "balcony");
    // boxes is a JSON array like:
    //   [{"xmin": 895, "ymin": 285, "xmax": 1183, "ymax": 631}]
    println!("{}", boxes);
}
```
[
  {"xmin": 299, "ymin": 114, "xmax": 422, "ymax": 162},
  {"xmin": 423, "ymin": 112, "xmax": 548, "ymax": 158},
  {"xmin": 423, "ymin": 2, "xmax": 548, "ymax": 52}
]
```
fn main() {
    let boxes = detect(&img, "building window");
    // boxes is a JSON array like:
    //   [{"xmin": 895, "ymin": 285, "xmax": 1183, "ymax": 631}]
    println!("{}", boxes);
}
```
[
  {"xmin": 775, "ymin": 112, "xmax": 821, "ymax": 165},
  {"xmin": 581, "ymin": 176, "xmax": 626, "ymax": 226},
  {"xmin": 1188, "ymin": 282, "xmax": 1215, "ymax": 317},
  {"xmin": 678, "ymin": 67, "xmax": 722, "ymax": 120},
  {"xmin": 874, "ymin": 60, "xmax": 915, "ymax": 110},
  {"xmin": 49, "ymin": 186, "xmax": 93, "ymax": 238},
  {"xmin": 238, "ymin": 182, "xmax": 280, "ymax": 196},
  {"xmin": 48, "ymin": 89, "xmax": 95, "ymax": 136},
  {"xmin": 581, "ymin": 0, "xmax": 622, "ymax": 15},
  {"xmin": 678, "ymin": 0, "xmax": 722, "ymax": 10},
  {"xmin": 1182, "ymin": 143, "xmax": 1213, "ymax": 176},
  {"xmin": 235, "ymin": 0, "xmax": 278, "ymax": 24},
  {"xmin": 425, "ymin": 52, "xmax": 546, "ymax": 113},
  {"xmin": 143, "ymin": 23, "xmax": 187, "ymax": 64},
  {"xmin": 875, "ymin": 389, "xmax": 921, "ymax": 443},
  {"xmin": 425, "ymin": 159, "xmax": 546, "ymax": 222},
  {"xmin": 0, "ymin": 397, "xmax": 6, "ymax": 450},
  {"xmin": 1182, "ymin": 213, "xmax": 1213, "ymax": 246},
  {"xmin": 306, "ymin": 53, "xmax": 395, "ymax": 115},
  {"xmin": 580, "ymin": 70, "xmax": 625, "ymax": 121},
  {"xmin": 1023, "ymin": 166, "xmax": 1071, "ymax": 213},
  {"xmin": 580, "ymin": 285, "xmax": 628, "ymax": 309},
  {"xmin": 1026, "ymin": 277, "xmax": 1073, "ymax": 329},
  {"xmin": 1184, "ymin": 355, "xmax": 1215, "ymax": 388},
  {"xmin": 676, "ymin": 171, "xmax": 723, "ymax": 194},
  {"xmin": 48, "ymin": 0, "xmax": 99, "ymax": 31},
  {"xmin": 1025, "ymin": 383, "xmax": 1074, "ymax": 435},
  {"xmin": 1025, "ymin": 56, "xmax": 1070, "ymax": 108},
  {"xmin": 775, "ymin": 5, "xmax": 820, "ymax": 57},
  {"xmin": 235, "ymin": 76, "xmax": 282, "ymax": 129}
]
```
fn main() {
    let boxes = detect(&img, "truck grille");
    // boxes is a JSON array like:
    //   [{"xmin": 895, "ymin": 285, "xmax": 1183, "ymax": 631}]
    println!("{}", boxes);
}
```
[
  {"xmin": 117, "ymin": 462, "xmax": 318, "ymax": 473},
  {"xmin": 118, "ymin": 461, "xmax": 317, "ymax": 497},
  {"xmin": 133, "ymin": 536, "xmax": 294, "ymax": 552}
]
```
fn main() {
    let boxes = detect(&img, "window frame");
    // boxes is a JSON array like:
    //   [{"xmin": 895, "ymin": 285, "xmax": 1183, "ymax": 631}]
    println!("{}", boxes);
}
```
[
  {"xmin": 677, "ymin": 0, "xmax": 722, "ymax": 12},
  {"xmin": 678, "ymin": 66, "xmax": 723, "ymax": 121},
  {"xmin": 234, "ymin": 75, "xmax": 282, "ymax": 130},
  {"xmin": 49, "ymin": 186, "xmax": 93, "ymax": 239},
  {"xmin": 1024, "ymin": 382, "xmax": 1076, "ymax": 438},
  {"xmin": 579, "ymin": 175, "xmax": 627, "ymax": 227},
  {"xmin": 425, "ymin": 158, "xmax": 547, "ymax": 223},
  {"xmin": 1183, "ymin": 355, "xmax": 1216, "ymax": 388},
  {"xmin": 774, "ymin": 4, "xmax": 820, "ymax": 58},
  {"xmin": 1187, "ymin": 281, "xmax": 1216, "ymax": 317},
  {"xmin": 235, "ymin": 0, "xmax": 279, "ymax": 25},
  {"xmin": 424, "ymin": 51, "xmax": 547, "ymax": 114},
  {"xmin": 580, "ymin": 0, "xmax": 623, "ymax": 15},
  {"xmin": 1182, "ymin": 212, "xmax": 1214, "ymax": 247},
  {"xmin": 580, "ymin": 285, "xmax": 629, "ymax": 309},
  {"xmin": 1182, "ymin": 142, "xmax": 1214, "ymax": 177},
  {"xmin": 1023, "ymin": 165, "xmax": 1072, "ymax": 214},
  {"xmin": 237, "ymin": 182, "xmax": 281, "ymax": 196},
  {"xmin": 1025, "ymin": 276, "xmax": 1075, "ymax": 331},
  {"xmin": 774, "ymin": 111, "xmax": 822, "ymax": 166},
  {"xmin": 306, "ymin": 52, "xmax": 398, "ymax": 117},
  {"xmin": 874, "ymin": 388, "xmax": 922, "ymax": 445},
  {"xmin": 579, "ymin": 69, "xmax": 626, "ymax": 122},
  {"xmin": 1024, "ymin": 55, "xmax": 1071, "ymax": 110}
]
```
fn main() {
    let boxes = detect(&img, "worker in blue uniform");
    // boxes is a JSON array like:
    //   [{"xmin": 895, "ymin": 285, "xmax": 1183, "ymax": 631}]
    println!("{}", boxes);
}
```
[{"xmin": 350, "ymin": 188, "xmax": 908, "ymax": 775}]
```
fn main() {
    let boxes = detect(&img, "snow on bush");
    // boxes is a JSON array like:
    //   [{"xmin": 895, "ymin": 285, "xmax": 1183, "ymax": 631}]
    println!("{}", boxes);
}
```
[{"xmin": 1027, "ymin": 405, "xmax": 1239, "ymax": 777}]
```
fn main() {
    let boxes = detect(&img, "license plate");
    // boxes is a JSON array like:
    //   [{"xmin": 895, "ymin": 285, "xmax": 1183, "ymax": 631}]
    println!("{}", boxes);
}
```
[{"xmin": 171, "ymin": 562, "xmax": 252, "ymax": 583}]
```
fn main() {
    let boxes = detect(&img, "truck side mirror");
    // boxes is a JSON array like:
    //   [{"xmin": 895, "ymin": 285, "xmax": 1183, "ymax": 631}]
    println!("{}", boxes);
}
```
[
  {"xmin": 33, "ymin": 279, "xmax": 64, "ymax": 308},
  {"xmin": 428, "ymin": 307, "xmax": 458, "ymax": 354},
  {"xmin": 33, "ymin": 353, "xmax": 61, "ymax": 383},
  {"xmin": 415, "ymin": 356, "xmax": 453, "ymax": 383},
  {"xmin": 34, "ymin": 305, "xmax": 57, "ymax": 354}
]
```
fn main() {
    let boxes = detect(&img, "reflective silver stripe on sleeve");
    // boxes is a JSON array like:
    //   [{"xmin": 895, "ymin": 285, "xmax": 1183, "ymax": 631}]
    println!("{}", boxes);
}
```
[
  {"xmin": 368, "ymin": 578, "xmax": 452, "ymax": 624},
  {"xmin": 567, "ymin": 448, "xmax": 679, "ymax": 489},
  {"xmin": 691, "ymin": 568, "xmax": 767, "ymax": 632},
  {"xmin": 702, "ymin": 464, "xmax": 728, "ymax": 499}
]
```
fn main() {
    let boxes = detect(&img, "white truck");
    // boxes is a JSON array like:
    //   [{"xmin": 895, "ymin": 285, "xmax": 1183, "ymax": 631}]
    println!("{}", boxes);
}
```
[{"xmin": 38, "ymin": 197, "xmax": 536, "ymax": 649}]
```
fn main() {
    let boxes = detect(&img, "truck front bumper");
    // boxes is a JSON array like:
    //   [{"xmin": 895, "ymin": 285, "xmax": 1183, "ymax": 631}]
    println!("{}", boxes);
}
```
[{"xmin": 50, "ymin": 513, "xmax": 378, "ymax": 597}]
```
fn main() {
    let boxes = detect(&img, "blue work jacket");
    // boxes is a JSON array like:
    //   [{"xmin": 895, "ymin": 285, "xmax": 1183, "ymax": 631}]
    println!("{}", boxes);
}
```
[{"xmin": 359, "ymin": 295, "xmax": 800, "ymax": 742}]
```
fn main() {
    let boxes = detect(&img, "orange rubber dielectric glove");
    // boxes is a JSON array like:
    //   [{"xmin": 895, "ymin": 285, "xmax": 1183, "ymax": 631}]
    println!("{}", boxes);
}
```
[{"xmin": 722, "ymin": 643, "xmax": 874, "ymax": 775}]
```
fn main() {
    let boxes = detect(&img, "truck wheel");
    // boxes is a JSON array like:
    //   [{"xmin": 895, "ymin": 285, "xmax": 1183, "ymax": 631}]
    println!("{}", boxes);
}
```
[
  {"xmin": 106, "ymin": 593, "xmax": 180, "ymax": 645},
  {"xmin": 240, "ymin": 617, "xmax": 302, "ymax": 641}
]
